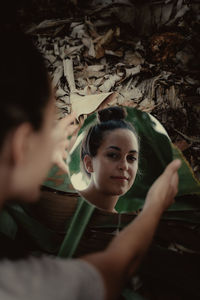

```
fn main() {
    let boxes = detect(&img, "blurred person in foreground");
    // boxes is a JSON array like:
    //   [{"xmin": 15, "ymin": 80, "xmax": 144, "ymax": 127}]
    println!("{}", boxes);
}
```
[{"xmin": 0, "ymin": 29, "xmax": 181, "ymax": 300}]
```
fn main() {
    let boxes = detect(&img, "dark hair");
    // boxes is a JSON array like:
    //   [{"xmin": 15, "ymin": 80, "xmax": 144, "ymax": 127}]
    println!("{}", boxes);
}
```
[
  {"xmin": 0, "ymin": 29, "xmax": 51, "ymax": 149},
  {"xmin": 81, "ymin": 106, "xmax": 139, "ymax": 176}
]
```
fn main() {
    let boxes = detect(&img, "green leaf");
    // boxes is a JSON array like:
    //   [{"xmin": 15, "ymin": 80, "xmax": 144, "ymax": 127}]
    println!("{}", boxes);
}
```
[
  {"xmin": 0, "ymin": 208, "xmax": 18, "ymax": 240},
  {"xmin": 7, "ymin": 204, "xmax": 59, "ymax": 253},
  {"xmin": 116, "ymin": 145, "xmax": 200, "ymax": 212},
  {"xmin": 67, "ymin": 106, "xmax": 200, "ymax": 213},
  {"xmin": 42, "ymin": 165, "xmax": 76, "ymax": 193},
  {"xmin": 122, "ymin": 288, "xmax": 147, "ymax": 300},
  {"xmin": 173, "ymin": 145, "xmax": 200, "ymax": 196},
  {"xmin": 58, "ymin": 197, "xmax": 95, "ymax": 258},
  {"xmin": 116, "ymin": 109, "xmax": 200, "ymax": 212}
]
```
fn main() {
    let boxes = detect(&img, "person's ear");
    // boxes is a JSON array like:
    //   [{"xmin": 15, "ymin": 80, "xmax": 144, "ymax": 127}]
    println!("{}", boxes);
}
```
[
  {"xmin": 83, "ymin": 154, "xmax": 93, "ymax": 174},
  {"xmin": 11, "ymin": 123, "xmax": 34, "ymax": 165}
]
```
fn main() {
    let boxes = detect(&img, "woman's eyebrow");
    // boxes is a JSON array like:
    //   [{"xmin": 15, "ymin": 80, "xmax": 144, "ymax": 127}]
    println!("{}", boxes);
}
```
[
  {"xmin": 107, "ymin": 146, "xmax": 121, "ymax": 151},
  {"xmin": 107, "ymin": 146, "xmax": 138, "ymax": 153},
  {"xmin": 129, "ymin": 150, "xmax": 138, "ymax": 154}
]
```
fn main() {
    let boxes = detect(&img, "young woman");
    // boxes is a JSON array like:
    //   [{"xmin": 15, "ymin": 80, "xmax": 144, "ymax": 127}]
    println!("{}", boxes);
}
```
[
  {"xmin": 80, "ymin": 106, "xmax": 139, "ymax": 212},
  {"xmin": 0, "ymin": 28, "xmax": 181, "ymax": 300}
]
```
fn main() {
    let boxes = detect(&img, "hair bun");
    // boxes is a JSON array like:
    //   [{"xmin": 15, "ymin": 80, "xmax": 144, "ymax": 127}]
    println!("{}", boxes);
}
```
[{"xmin": 98, "ymin": 106, "xmax": 127, "ymax": 123}]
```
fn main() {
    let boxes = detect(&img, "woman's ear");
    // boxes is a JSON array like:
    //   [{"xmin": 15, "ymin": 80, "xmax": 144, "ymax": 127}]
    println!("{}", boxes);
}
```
[{"xmin": 83, "ymin": 154, "xmax": 93, "ymax": 174}]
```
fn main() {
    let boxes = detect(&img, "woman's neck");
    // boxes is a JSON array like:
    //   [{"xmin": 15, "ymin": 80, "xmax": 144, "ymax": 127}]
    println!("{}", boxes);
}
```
[{"xmin": 80, "ymin": 182, "xmax": 119, "ymax": 213}]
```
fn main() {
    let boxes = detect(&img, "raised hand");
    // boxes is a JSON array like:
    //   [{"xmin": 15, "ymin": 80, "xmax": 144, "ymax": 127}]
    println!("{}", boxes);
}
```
[
  {"xmin": 51, "ymin": 113, "xmax": 78, "ymax": 173},
  {"xmin": 144, "ymin": 159, "xmax": 182, "ymax": 213}
]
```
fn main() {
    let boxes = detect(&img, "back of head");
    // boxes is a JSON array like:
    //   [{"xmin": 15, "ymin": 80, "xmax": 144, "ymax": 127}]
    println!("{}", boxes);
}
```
[{"xmin": 0, "ymin": 29, "xmax": 50, "ymax": 150}]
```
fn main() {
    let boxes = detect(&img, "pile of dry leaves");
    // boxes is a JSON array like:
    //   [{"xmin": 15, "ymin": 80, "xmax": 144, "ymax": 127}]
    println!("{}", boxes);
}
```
[{"xmin": 18, "ymin": 0, "xmax": 200, "ymax": 179}]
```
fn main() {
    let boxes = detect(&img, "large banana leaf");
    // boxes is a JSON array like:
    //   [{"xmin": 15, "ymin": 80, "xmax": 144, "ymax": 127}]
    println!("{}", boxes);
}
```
[
  {"xmin": 0, "ymin": 208, "xmax": 18, "ymax": 240},
  {"xmin": 56, "ymin": 107, "xmax": 200, "ymax": 260},
  {"xmin": 1, "ymin": 107, "xmax": 197, "ymax": 260},
  {"xmin": 122, "ymin": 289, "xmax": 147, "ymax": 300},
  {"xmin": 116, "ymin": 145, "xmax": 200, "ymax": 213},
  {"xmin": 58, "ymin": 197, "xmax": 95, "ymax": 258},
  {"xmin": 66, "ymin": 107, "xmax": 200, "ymax": 212},
  {"xmin": 6, "ymin": 204, "xmax": 59, "ymax": 253}
]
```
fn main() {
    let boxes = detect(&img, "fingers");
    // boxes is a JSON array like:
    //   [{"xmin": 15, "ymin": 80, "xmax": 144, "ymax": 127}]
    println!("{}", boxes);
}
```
[
  {"xmin": 51, "ymin": 113, "xmax": 79, "ymax": 173},
  {"xmin": 171, "ymin": 172, "xmax": 179, "ymax": 194},
  {"xmin": 62, "ymin": 149, "xmax": 68, "ymax": 159},
  {"xmin": 56, "ymin": 159, "xmax": 69, "ymax": 174},
  {"xmin": 61, "ymin": 113, "xmax": 76, "ymax": 127},
  {"xmin": 65, "ymin": 124, "xmax": 78, "ymax": 137},
  {"xmin": 145, "ymin": 159, "xmax": 181, "ymax": 211},
  {"xmin": 163, "ymin": 159, "xmax": 181, "ymax": 178},
  {"xmin": 54, "ymin": 123, "xmax": 78, "ymax": 144},
  {"xmin": 55, "ymin": 113, "xmax": 77, "ymax": 133},
  {"xmin": 164, "ymin": 160, "xmax": 181, "ymax": 198}
]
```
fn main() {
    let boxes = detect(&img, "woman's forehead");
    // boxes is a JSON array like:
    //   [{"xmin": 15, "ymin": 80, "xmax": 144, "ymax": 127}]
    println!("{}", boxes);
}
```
[{"xmin": 102, "ymin": 128, "xmax": 138, "ymax": 151}]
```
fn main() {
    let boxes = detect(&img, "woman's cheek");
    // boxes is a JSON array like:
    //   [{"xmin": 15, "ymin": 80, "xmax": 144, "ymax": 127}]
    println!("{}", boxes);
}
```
[{"xmin": 131, "ymin": 164, "xmax": 138, "ymax": 182}]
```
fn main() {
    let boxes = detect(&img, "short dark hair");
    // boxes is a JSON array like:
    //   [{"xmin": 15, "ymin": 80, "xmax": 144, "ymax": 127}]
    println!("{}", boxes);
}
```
[
  {"xmin": 81, "ymin": 106, "xmax": 139, "ymax": 176},
  {"xmin": 0, "ymin": 29, "xmax": 51, "ymax": 149}
]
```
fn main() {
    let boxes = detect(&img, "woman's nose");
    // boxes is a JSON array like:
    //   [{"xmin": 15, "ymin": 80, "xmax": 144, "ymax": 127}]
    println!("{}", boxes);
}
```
[{"xmin": 118, "ymin": 158, "xmax": 128, "ymax": 170}]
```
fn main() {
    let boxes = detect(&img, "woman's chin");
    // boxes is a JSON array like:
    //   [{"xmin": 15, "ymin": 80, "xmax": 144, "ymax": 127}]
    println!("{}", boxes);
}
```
[
  {"xmin": 113, "ymin": 181, "xmax": 133, "ymax": 196},
  {"xmin": 113, "ymin": 188, "xmax": 129, "ymax": 196}
]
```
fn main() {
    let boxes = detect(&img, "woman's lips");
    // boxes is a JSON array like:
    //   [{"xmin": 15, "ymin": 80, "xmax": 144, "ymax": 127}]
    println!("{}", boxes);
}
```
[{"xmin": 111, "ymin": 176, "xmax": 128, "ymax": 181}]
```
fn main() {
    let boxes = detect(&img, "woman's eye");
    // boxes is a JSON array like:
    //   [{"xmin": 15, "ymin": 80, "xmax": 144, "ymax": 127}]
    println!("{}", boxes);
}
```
[
  {"xmin": 127, "ymin": 155, "xmax": 137, "ymax": 162},
  {"xmin": 107, "ymin": 152, "xmax": 119, "ymax": 159}
]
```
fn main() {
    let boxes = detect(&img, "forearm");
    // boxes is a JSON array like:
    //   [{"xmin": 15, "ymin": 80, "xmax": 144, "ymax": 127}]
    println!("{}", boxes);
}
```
[
  {"xmin": 107, "ymin": 203, "xmax": 163, "ymax": 274},
  {"xmin": 82, "ymin": 204, "xmax": 163, "ymax": 300}
]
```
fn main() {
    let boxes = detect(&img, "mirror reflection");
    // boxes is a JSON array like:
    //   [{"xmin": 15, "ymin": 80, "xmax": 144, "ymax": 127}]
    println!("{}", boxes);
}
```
[{"xmin": 68, "ymin": 106, "xmax": 171, "ymax": 213}]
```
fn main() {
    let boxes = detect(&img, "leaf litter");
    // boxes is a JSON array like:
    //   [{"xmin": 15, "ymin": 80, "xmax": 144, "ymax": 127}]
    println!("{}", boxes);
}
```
[
  {"xmin": 14, "ymin": 2, "xmax": 200, "ymax": 298},
  {"xmin": 20, "ymin": 0, "xmax": 200, "ymax": 179}
]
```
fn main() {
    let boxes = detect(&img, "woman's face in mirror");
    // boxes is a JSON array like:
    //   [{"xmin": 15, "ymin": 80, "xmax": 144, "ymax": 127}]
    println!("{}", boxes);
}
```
[{"xmin": 84, "ymin": 128, "xmax": 139, "ymax": 197}]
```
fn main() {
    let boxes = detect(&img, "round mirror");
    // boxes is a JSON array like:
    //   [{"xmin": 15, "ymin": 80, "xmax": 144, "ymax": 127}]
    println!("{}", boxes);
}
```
[{"xmin": 68, "ymin": 106, "xmax": 172, "ymax": 213}]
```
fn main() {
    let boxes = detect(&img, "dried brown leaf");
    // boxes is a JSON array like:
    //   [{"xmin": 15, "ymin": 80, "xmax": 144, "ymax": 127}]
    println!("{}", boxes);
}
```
[{"xmin": 174, "ymin": 140, "xmax": 191, "ymax": 152}]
